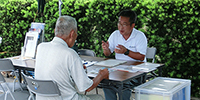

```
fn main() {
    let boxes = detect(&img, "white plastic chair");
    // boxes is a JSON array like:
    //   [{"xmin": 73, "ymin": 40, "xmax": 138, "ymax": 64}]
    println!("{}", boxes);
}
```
[
  {"xmin": 21, "ymin": 72, "xmax": 63, "ymax": 100},
  {"xmin": 0, "ymin": 70, "xmax": 29, "ymax": 100},
  {"xmin": 145, "ymin": 47, "xmax": 158, "ymax": 80},
  {"xmin": 146, "ymin": 47, "xmax": 157, "ymax": 63},
  {"xmin": 131, "ymin": 47, "xmax": 158, "ymax": 99},
  {"xmin": 0, "ymin": 59, "xmax": 27, "ymax": 92},
  {"xmin": 78, "ymin": 49, "xmax": 96, "ymax": 57}
]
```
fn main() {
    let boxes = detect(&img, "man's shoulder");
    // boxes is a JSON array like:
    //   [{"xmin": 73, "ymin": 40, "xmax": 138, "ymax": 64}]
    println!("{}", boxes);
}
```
[
  {"xmin": 64, "ymin": 48, "xmax": 79, "ymax": 58},
  {"xmin": 38, "ymin": 41, "xmax": 50, "ymax": 46},
  {"xmin": 113, "ymin": 30, "xmax": 120, "ymax": 34},
  {"xmin": 37, "ymin": 42, "xmax": 51, "ymax": 50},
  {"xmin": 133, "ymin": 29, "xmax": 146, "ymax": 37},
  {"xmin": 110, "ymin": 30, "xmax": 120, "ymax": 36},
  {"xmin": 134, "ymin": 28, "xmax": 144, "ymax": 34}
]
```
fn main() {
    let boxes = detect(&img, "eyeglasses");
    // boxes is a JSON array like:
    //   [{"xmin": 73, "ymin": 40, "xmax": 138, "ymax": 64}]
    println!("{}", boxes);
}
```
[{"xmin": 117, "ymin": 22, "xmax": 130, "ymax": 27}]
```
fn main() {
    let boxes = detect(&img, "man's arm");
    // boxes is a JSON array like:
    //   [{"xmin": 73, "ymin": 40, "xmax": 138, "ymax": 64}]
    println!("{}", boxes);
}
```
[
  {"xmin": 86, "ymin": 69, "xmax": 109, "ymax": 92},
  {"xmin": 115, "ymin": 44, "xmax": 145, "ymax": 61},
  {"xmin": 127, "ymin": 50, "xmax": 145, "ymax": 61},
  {"xmin": 102, "ymin": 41, "xmax": 111, "ymax": 56}
]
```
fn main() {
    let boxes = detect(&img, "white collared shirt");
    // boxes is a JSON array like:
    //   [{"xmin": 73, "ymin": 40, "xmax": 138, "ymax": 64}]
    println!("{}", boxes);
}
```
[
  {"xmin": 108, "ymin": 28, "xmax": 147, "ymax": 62},
  {"xmin": 35, "ymin": 37, "xmax": 93, "ymax": 100}
]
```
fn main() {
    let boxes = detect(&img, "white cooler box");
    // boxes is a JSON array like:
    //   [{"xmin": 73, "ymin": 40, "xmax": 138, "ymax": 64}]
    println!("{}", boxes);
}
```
[{"xmin": 134, "ymin": 77, "xmax": 191, "ymax": 100}]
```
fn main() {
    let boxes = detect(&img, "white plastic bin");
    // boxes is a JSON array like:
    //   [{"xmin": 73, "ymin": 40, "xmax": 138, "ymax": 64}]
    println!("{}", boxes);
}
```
[{"xmin": 134, "ymin": 77, "xmax": 191, "ymax": 100}]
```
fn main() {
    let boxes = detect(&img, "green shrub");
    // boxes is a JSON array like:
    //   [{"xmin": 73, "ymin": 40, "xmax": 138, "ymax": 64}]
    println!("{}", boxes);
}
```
[
  {"xmin": 143, "ymin": 0, "xmax": 200, "ymax": 97},
  {"xmin": 0, "ymin": 0, "xmax": 35, "ymax": 57}
]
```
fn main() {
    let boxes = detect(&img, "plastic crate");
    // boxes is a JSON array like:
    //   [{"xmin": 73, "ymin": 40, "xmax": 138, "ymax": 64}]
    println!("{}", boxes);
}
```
[{"xmin": 134, "ymin": 77, "xmax": 191, "ymax": 100}]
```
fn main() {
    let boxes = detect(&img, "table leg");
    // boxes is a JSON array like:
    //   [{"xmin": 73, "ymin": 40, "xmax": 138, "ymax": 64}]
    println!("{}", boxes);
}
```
[
  {"xmin": 18, "ymin": 69, "xmax": 22, "ymax": 83},
  {"xmin": 158, "ymin": 67, "xmax": 163, "ymax": 76},
  {"xmin": 141, "ymin": 75, "xmax": 145, "ymax": 83}
]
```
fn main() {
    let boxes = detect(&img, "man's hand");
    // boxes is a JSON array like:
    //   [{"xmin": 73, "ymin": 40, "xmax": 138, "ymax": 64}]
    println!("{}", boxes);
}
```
[
  {"xmin": 102, "ymin": 41, "xmax": 111, "ymax": 56},
  {"xmin": 86, "ymin": 68, "xmax": 109, "ymax": 92},
  {"xmin": 83, "ymin": 65, "xmax": 86, "ymax": 69},
  {"xmin": 99, "ymin": 69, "xmax": 109, "ymax": 79},
  {"xmin": 115, "ymin": 44, "xmax": 145, "ymax": 61},
  {"xmin": 114, "ymin": 44, "xmax": 127, "ymax": 54},
  {"xmin": 102, "ymin": 41, "xmax": 109, "ymax": 51}
]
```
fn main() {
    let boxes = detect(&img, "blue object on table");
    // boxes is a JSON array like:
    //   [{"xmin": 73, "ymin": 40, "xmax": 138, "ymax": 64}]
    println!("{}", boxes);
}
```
[{"xmin": 27, "ymin": 71, "xmax": 35, "ymax": 78}]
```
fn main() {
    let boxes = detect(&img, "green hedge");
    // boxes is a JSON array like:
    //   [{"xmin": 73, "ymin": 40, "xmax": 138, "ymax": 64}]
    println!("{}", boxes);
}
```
[
  {"xmin": 0, "ymin": 0, "xmax": 200, "ymax": 97},
  {"xmin": 144, "ymin": 0, "xmax": 200, "ymax": 96}
]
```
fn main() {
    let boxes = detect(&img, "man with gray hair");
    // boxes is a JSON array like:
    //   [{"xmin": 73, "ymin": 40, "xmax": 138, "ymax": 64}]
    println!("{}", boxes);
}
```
[{"xmin": 35, "ymin": 15, "xmax": 109, "ymax": 100}]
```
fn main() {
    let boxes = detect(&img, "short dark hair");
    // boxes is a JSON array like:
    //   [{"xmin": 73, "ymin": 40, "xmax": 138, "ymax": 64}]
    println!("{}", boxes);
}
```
[{"xmin": 118, "ymin": 9, "xmax": 137, "ymax": 25}]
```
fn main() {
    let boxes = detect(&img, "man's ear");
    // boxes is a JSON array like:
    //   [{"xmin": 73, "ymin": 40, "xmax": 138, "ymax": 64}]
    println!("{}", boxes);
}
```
[
  {"xmin": 131, "ymin": 23, "xmax": 135, "ymax": 28},
  {"xmin": 69, "ymin": 30, "xmax": 75, "ymax": 38}
]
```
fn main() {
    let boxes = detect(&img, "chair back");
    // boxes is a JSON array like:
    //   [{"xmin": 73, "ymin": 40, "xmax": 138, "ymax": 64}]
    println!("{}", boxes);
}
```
[
  {"xmin": 78, "ymin": 49, "xmax": 96, "ymax": 57},
  {"xmin": 21, "ymin": 72, "xmax": 62, "ymax": 98},
  {"xmin": 0, "ymin": 69, "xmax": 29, "ymax": 100},
  {"xmin": 146, "ymin": 47, "xmax": 156, "ymax": 63},
  {"xmin": 145, "ymin": 47, "xmax": 158, "ymax": 81},
  {"xmin": 0, "ymin": 59, "xmax": 27, "ymax": 92},
  {"xmin": 0, "ymin": 73, "xmax": 17, "ymax": 100},
  {"xmin": 0, "ymin": 59, "xmax": 14, "ymax": 72}
]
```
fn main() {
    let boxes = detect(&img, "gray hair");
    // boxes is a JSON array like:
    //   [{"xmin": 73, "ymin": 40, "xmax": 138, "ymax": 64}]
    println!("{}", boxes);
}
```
[{"xmin": 55, "ymin": 15, "xmax": 77, "ymax": 36}]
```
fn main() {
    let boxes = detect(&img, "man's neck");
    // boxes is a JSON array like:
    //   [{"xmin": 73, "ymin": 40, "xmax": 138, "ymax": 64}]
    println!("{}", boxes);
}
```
[
  {"xmin": 123, "ymin": 34, "xmax": 130, "ymax": 40},
  {"xmin": 55, "ymin": 35, "xmax": 70, "ymax": 46},
  {"xmin": 123, "ymin": 30, "xmax": 133, "ymax": 40}
]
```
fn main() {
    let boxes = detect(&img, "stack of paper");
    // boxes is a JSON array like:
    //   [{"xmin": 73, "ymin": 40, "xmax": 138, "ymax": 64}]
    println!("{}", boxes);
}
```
[
  {"xmin": 88, "ymin": 67, "xmax": 114, "ymax": 75},
  {"xmin": 94, "ymin": 59, "xmax": 127, "ymax": 67},
  {"xmin": 132, "ymin": 62, "xmax": 160, "ymax": 72},
  {"xmin": 111, "ymin": 65, "xmax": 140, "ymax": 73}
]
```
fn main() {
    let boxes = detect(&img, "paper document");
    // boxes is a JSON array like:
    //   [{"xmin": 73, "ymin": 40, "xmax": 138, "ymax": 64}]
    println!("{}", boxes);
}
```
[
  {"xmin": 111, "ymin": 65, "xmax": 140, "ymax": 73},
  {"xmin": 88, "ymin": 67, "xmax": 114, "ymax": 75},
  {"xmin": 94, "ymin": 59, "xmax": 127, "ymax": 67}
]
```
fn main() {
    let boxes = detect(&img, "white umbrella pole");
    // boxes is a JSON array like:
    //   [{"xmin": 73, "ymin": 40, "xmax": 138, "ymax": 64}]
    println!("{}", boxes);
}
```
[{"xmin": 59, "ymin": 0, "xmax": 63, "ymax": 17}]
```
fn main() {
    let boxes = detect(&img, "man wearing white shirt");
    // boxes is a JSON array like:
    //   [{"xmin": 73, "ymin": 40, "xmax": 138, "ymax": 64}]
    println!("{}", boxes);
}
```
[
  {"xmin": 35, "ymin": 15, "xmax": 109, "ymax": 100},
  {"xmin": 102, "ymin": 9, "xmax": 147, "ymax": 100}
]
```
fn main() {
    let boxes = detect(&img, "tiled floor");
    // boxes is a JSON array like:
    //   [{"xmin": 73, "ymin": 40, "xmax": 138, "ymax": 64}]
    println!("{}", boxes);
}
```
[{"xmin": 4, "ymin": 76, "xmax": 200, "ymax": 100}]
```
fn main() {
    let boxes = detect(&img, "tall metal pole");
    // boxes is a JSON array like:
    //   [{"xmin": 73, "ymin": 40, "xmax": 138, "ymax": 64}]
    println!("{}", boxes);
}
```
[
  {"xmin": 59, "ymin": 0, "xmax": 63, "ymax": 17},
  {"xmin": 0, "ymin": 37, "xmax": 2, "ymax": 44}
]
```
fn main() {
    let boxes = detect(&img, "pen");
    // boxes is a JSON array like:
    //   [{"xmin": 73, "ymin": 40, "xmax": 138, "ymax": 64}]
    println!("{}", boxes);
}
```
[{"xmin": 84, "ymin": 62, "xmax": 88, "ymax": 64}]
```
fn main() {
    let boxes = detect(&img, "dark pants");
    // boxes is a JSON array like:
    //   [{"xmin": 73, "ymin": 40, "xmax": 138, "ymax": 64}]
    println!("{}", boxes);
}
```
[{"xmin": 103, "ymin": 88, "xmax": 132, "ymax": 100}]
